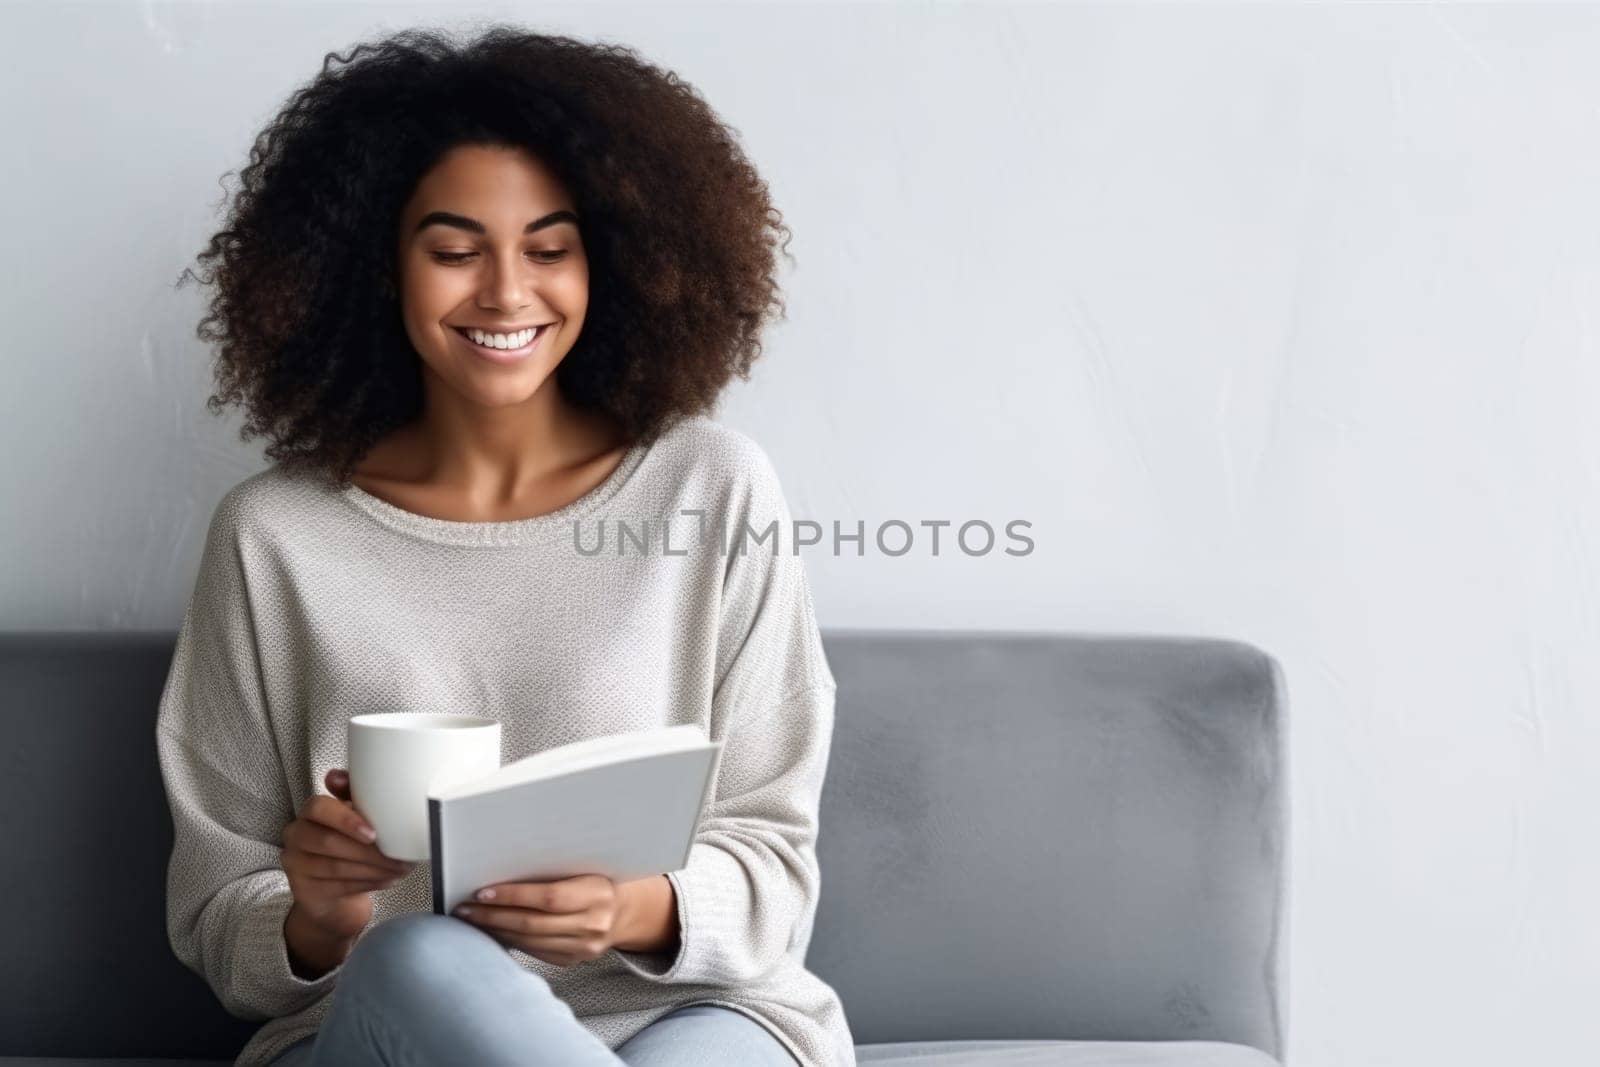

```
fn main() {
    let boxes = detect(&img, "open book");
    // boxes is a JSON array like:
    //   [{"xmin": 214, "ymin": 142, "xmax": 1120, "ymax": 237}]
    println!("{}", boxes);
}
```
[{"xmin": 426, "ymin": 724, "xmax": 722, "ymax": 916}]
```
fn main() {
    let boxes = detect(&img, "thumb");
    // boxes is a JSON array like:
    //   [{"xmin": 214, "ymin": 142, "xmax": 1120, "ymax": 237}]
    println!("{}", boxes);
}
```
[{"xmin": 326, "ymin": 768, "xmax": 351, "ymax": 800}]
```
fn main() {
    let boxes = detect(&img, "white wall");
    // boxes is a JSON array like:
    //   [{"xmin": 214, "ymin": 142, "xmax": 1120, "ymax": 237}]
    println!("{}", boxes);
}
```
[{"xmin": 4, "ymin": 2, "xmax": 1597, "ymax": 1064}]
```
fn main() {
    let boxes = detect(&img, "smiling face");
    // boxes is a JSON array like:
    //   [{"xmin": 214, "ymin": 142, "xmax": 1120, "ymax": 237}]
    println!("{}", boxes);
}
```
[{"xmin": 394, "ymin": 142, "xmax": 589, "ymax": 409}]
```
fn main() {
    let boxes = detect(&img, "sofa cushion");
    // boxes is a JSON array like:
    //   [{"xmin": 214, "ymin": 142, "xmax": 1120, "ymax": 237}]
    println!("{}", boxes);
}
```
[
  {"xmin": 0, "ymin": 1042, "xmax": 1281, "ymax": 1067},
  {"xmin": 856, "ymin": 1038, "xmax": 1281, "ymax": 1064}
]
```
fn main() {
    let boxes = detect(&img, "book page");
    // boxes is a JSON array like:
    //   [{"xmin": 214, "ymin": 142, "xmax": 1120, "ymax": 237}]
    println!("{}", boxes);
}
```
[{"xmin": 432, "ymin": 722, "xmax": 706, "ymax": 800}]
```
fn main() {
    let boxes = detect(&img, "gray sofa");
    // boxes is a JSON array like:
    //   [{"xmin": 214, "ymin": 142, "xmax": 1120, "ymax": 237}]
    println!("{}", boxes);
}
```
[{"xmin": 0, "ymin": 628, "xmax": 1288, "ymax": 1066}]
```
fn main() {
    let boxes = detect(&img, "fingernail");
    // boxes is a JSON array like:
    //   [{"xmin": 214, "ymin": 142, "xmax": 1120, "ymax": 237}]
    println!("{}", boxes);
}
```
[
  {"xmin": 455, "ymin": 905, "xmax": 473, "ymax": 916},
  {"xmin": 358, "ymin": 825, "xmax": 377, "ymax": 841},
  {"xmin": 477, "ymin": 889, "xmax": 495, "ymax": 901}
]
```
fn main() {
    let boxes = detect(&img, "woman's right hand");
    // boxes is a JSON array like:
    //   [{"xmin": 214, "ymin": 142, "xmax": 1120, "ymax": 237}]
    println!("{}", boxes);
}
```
[{"xmin": 282, "ymin": 768, "xmax": 416, "ymax": 942}]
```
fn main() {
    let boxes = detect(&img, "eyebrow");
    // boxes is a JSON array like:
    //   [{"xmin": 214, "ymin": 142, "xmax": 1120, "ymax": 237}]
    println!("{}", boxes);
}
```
[{"xmin": 413, "ymin": 209, "xmax": 580, "ymax": 237}]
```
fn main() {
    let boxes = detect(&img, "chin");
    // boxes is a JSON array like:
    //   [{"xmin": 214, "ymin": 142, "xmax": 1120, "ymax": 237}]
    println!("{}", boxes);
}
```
[{"xmin": 463, "ymin": 370, "xmax": 559, "ymax": 402}]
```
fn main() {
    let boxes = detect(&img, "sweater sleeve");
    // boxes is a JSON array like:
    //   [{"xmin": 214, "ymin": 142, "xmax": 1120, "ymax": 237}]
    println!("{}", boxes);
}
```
[
  {"xmin": 154, "ymin": 490, "xmax": 346, "ymax": 1019},
  {"xmin": 612, "ymin": 443, "xmax": 837, "ymax": 987}
]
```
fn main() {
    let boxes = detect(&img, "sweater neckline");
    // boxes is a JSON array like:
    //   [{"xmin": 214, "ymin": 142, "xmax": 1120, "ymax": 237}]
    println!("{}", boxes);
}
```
[{"xmin": 336, "ymin": 439, "xmax": 651, "ymax": 548}]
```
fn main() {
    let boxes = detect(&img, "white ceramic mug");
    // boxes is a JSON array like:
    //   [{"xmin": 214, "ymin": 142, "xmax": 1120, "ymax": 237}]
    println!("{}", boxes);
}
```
[{"xmin": 347, "ymin": 713, "xmax": 502, "ymax": 862}]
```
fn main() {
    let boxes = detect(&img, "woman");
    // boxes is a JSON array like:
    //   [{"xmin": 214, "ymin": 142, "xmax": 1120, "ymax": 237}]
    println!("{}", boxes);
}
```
[{"xmin": 155, "ymin": 25, "xmax": 853, "ymax": 1067}]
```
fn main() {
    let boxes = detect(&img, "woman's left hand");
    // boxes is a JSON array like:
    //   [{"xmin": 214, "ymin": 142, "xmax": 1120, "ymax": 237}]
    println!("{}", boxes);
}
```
[{"xmin": 452, "ymin": 873, "xmax": 630, "ymax": 967}]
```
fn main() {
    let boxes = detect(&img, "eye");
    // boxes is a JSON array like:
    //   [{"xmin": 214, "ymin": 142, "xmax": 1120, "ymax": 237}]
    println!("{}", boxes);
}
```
[{"xmin": 428, "ymin": 250, "xmax": 569, "ymax": 265}]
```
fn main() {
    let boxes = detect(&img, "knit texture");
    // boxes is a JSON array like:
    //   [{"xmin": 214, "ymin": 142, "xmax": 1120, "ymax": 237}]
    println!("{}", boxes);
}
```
[{"xmin": 154, "ymin": 414, "xmax": 855, "ymax": 1066}]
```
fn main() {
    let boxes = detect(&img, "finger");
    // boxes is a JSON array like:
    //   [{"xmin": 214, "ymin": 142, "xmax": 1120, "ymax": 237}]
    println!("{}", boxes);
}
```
[
  {"xmin": 326, "ymin": 768, "xmax": 351, "ymax": 801},
  {"xmin": 304, "ymin": 794, "xmax": 380, "ymax": 846},
  {"xmin": 307, "ymin": 870, "xmax": 406, "ymax": 888},
  {"xmin": 472, "ymin": 881, "xmax": 561, "ymax": 912},
  {"xmin": 292, "ymin": 818, "xmax": 400, "ymax": 863},
  {"xmin": 307, "ymin": 875, "xmax": 403, "ymax": 895},
  {"xmin": 452, "ymin": 903, "xmax": 575, "ymax": 937},
  {"xmin": 296, "ymin": 822, "xmax": 411, "ymax": 872},
  {"xmin": 286, "ymin": 825, "xmax": 390, "ymax": 874},
  {"xmin": 308, "ymin": 854, "xmax": 412, "ymax": 882}
]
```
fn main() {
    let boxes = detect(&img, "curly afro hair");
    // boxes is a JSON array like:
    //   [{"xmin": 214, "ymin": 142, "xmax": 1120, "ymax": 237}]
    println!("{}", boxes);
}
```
[{"xmin": 179, "ymin": 23, "xmax": 794, "ymax": 488}]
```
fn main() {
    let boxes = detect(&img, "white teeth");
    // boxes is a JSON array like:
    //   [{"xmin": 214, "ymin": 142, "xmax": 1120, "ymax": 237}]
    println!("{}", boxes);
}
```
[{"xmin": 467, "ymin": 326, "xmax": 538, "ymax": 349}]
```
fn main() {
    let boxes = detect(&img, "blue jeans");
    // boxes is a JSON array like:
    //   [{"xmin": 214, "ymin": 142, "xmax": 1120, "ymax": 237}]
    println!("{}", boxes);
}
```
[{"xmin": 267, "ymin": 912, "xmax": 798, "ymax": 1066}]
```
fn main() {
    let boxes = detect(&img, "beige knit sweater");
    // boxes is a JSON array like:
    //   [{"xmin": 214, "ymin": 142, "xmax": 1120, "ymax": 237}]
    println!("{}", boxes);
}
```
[{"xmin": 154, "ymin": 414, "xmax": 855, "ymax": 1066}]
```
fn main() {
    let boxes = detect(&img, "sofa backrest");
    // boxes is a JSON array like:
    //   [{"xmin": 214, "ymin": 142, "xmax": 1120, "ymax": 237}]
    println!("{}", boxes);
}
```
[
  {"xmin": 811, "ymin": 630, "xmax": 1288, "ymax": 1061},
  {"xmin": 0, "ymin": 629, "xmax": 1287, "ymax": 1061},
  {"xmin": 1, "ymin": 631, "xmax": 258, "ymax": 1060}
]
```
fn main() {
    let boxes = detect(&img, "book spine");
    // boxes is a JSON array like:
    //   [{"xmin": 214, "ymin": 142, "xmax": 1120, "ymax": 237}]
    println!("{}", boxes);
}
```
[{"xmin": 429, "ymin": 797, "xmax": 444, "ymax": 915}]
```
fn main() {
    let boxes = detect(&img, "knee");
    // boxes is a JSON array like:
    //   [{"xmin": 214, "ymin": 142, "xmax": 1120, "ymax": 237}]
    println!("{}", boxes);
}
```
[{"xmin": 340, "ymin": 912, "xmax": 513, "ymax": 1000}]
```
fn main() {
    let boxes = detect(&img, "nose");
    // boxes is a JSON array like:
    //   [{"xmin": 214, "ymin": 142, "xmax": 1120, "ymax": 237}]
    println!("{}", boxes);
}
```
[{"xmin": 479, "ymin": 247, "xmax": 534, "ymax": 314}]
